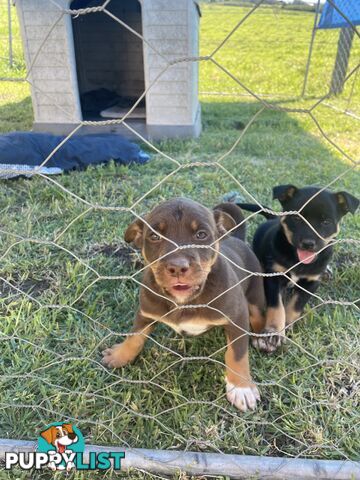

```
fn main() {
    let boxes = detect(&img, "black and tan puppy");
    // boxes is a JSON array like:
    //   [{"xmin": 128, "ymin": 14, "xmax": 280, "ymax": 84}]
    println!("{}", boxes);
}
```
[
  {"xmin": 102, "ymin": 198, "xmax": 265, "ymax": 412},
  {"xmin": 238, "ymin": 185, "xmax": 359, "ymax": 353}
]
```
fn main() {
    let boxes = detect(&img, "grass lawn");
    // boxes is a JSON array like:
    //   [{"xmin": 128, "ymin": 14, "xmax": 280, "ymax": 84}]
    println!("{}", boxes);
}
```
[{"xmin": 0, "ymin": 2, "xmax": 359, "ymax": 479}]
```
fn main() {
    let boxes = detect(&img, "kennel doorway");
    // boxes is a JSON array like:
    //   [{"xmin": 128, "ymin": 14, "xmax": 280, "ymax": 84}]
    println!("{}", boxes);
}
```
[{"xmin": 71, "ymin": 0, "xmax": 146, "ymax": 121}]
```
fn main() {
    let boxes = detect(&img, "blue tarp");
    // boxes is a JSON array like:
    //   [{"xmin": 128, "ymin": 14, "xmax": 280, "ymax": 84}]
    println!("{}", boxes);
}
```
[
  {"xmin": 318, "ymin": 0, "xmax": 360, "ymax": 29},
  {"xmin": 0, "ymin": 132, "xmax": 150, "ymax": 179}
]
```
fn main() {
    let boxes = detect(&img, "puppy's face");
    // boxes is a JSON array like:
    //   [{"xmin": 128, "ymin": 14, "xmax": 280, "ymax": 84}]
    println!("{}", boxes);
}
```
[
  {"xmin": 125, "ymin": 198, "xmax": 235, "ymax": 303},
  {"xmin": 274, "ymin": 185, "xmax": 359, "ymax": 264},
  {"xmin": 40, "ymin": 424, "xmax": 78, "ymax": 451}
]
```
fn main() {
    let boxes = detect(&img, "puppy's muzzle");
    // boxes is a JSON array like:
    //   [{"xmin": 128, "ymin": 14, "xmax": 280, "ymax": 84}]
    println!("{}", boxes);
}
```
[
  {"xmin": 165, "ymin": 257, "xmax": 190, "ymax": 276},
  {"xmin": 299, "ymin": 238, "xmax": 317, "ymax": 251}
]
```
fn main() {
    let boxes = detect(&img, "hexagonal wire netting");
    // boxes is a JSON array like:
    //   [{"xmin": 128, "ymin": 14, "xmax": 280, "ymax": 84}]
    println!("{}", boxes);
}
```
[{"xmin": 0, "ymin": 0, "xmax": 359, "ymax": 478}]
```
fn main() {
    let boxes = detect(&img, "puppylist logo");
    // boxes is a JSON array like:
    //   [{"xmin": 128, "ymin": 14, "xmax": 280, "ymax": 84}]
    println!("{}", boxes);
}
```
[{"xmin": 5, "ymin": 422, "xmax": 125, "ymax": 472}]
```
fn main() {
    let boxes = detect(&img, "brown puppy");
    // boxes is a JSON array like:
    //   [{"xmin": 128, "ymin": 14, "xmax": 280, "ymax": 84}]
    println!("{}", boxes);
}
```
[{"xmin": 102, "ymin": 198, "xmax": 265, "ymax": 412}]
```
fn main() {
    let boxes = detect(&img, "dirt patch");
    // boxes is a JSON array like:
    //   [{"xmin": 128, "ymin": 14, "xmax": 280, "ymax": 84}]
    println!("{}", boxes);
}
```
[
  {"xmin": 0, "ymin": 275, "xmax": 51, "ymax": 299},
  {"xmin": 88, "ymin": 243, "xmax": 143, "ymax": 269},
  {"xmin": 332, "ymin": 251, "xmax": 358, "ymax": 270}
]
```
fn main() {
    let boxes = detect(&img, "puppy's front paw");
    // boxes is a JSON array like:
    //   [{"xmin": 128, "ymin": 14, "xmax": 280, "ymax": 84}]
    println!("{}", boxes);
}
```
[
  {"xmin": 252, "ymin": 328, "xmax": 285, "ymax": 353},
  {"xmin": 226, "ymin": 379, "xmax": 260, "ymax": 412},
  {"xmin": 101, "ymin": 342, "xmax": 136, "ymax": 368}
]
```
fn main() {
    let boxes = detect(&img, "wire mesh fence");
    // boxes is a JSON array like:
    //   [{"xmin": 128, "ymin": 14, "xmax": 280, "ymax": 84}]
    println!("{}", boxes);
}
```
[{"xmin": 0, "ymin": 0, "xmax": 359, "ymax": 478}]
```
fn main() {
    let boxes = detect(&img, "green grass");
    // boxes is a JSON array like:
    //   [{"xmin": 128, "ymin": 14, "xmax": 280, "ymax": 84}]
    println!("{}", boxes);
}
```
[{"xmin": 0, "ymin": 2, "xmax": 359, "ymax": 479}]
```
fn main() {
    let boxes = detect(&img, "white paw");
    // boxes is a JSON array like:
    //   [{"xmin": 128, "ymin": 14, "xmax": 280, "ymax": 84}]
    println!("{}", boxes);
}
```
[
  {"xmin": 226, "ymin": 379, "xmax": 260, "ymax": 412},
  {"xmin": 251, "ymin": 329, "xmax": 285, "ymax": 353}
]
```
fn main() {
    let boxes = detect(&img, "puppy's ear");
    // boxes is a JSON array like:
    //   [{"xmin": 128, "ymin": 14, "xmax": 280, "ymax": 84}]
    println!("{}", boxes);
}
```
[
  {"xmin": 62, "ymin": 423, "xmax": 73, "ymax": 434},
  {"xmin": 335, "ymin": 191, "xmax": 359, "ymax": 215},
  {"xmin": 213, "ymin": 209, "xmax": 236, "ymax": 235},
  {"xmin": 124, "ymin": 218, "xmax": 144, "ymax": 248},
  {"xmin": 273, "ymin": 185, "xmax": 298, "ymax": 205},
  {"xmin": 40, "ymin": 426, "xmax": 56, "ymax": 445}
]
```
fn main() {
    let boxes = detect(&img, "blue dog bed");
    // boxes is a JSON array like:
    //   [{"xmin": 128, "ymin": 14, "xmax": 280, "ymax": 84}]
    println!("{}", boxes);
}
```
[{"xmin": 0, "ymin": 132, "xmax": 150, "ymax": 179}]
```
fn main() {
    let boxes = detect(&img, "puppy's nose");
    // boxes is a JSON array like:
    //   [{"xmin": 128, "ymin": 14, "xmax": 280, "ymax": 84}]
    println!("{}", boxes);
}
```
[
  {"xmin": 68, "ymin": 432, "xmax": 76, "ymax": 440},
  {"xmin": 300, "ymin": 239, "xmax": 316, "ymax": 250},
  {"xmin": 166, "ymin": 257, "xmax": 190, "ymax": 275}
]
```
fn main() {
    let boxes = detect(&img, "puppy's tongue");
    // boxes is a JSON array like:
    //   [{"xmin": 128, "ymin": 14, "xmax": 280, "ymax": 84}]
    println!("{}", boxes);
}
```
[
  {"xmin": 297, "ymin": 249, "xmax": 317, "ymax": 264},
  {"xmin": 58, "ymin": 443, "xmax": 66, "ymax": 454}
]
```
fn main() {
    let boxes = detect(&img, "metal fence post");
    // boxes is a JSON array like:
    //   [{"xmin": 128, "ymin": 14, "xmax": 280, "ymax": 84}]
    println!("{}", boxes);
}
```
[
  {"xmin": 8, "ymin": 0, "xmax": 13, "ymax": 68},
  {"xmin": 301, "ymin": 0, "xmax": 321, "ymax": 98},
  {"xmin": 330, "ymin": 27, "xmax": 354, "ymax": 96}
]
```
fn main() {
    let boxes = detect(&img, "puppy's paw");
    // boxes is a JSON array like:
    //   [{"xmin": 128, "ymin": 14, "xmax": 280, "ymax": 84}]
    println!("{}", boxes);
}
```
[
  {"xmin": 225, "ymin": 379, "xmax": 260, "ymax": 412},
  {"xmin": 101, "ymin": 343, "xmax": 135, "ymax": 368},
  {"xmin": 252, "ymin": 328, "xmax": 285, "ymax": 353},
  {"xmin": 66, "ymin": 462, "xmax": 75, "ymax": 472}
]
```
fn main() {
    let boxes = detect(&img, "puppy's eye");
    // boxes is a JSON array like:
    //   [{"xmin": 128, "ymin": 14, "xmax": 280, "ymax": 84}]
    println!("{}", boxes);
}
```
[
  {"xmin": 149, "ymin": 232, "xmax": 161, "ymax": 241},
  {"xmin": 195, "ymin": 230, "xmax": 208, "ymax": 240},
  {"xmin": 56, "ymin": 432, "xmax": 61, "ymax": 438},
  {"xmin": 322, "ymin": 219, "xmax": 332, "ymax": 226}
]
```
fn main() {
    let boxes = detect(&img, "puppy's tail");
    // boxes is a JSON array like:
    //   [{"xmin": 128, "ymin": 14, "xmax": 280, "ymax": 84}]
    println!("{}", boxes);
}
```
[
  {"xmin": 213, "ymin": 202, "xmax": 246, "ymax": 241},
  {"xmin": 236, "ymin": 203, "xmax": 276, "ymax": 220}
]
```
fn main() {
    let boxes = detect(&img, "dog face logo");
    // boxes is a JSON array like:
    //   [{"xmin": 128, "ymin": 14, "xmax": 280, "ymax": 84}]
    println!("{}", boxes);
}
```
[
  {"xmin": 37, "ymin": 422, "xmax": 84, "ymax": 471},
  {"xmin": 40, "ymin": 423, "xmax": 78, "ymax": 454}
]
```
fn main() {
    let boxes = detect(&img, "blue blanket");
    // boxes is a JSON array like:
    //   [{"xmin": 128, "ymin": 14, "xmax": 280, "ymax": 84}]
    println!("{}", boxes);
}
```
[{"xmin": 0, "ymin": 132, "xmax": 150, "ymax": 179}]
